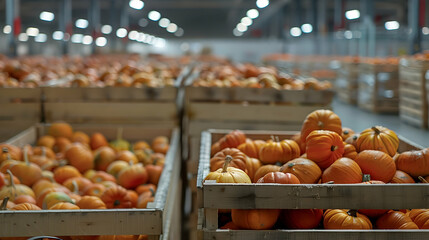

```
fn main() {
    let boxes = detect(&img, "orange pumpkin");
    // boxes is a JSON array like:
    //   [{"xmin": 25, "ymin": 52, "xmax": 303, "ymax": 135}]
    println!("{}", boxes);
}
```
[
  {"xmin": 291, "ymin": 133, "xmax": 306, "ymax": 155},
  {"xmin": 409, "ymin": 209, "xmax": 429, "ymax": 229},
  {"xmin": 90, "ymin": 132, "xmax": 109, "ymax": 150},
  {"xmin": 83, "ymin": 183, "xmax": 106, "ymax": 197},
  {"xmin": 257, "ymin": 172, "xmax": 300, "ymax": 184},
  {"xmin": 376, "ymin": 211, "xmax": 419, "ymax": 229},
  {"xmin": 76, "ymin": 196, "xmax": 107, "ymax": 209},
  {"xmin": 0, "ymin": 144, "xmax": 22, "ymax": 162},
  {"xmin": 231, "ymin": 209, "xmax": 280, "ymax": 230},
  {"xmin": 280, "ymin": 158, "xmax": 321, "ymax": 184},
  {"xmin": 220, "ymin": 221, "xmax": 240, "ymax": 230},
  {"xmin": 65, "ymin": 143, "xmax": 94, "ymax": 173},
  {"xmin": 101, "ymin": 185, "xmax": 133, "ymax": 208},
  {"xmin": 36, "ymin": 187, "xmax": 70, "ymax": 207},
  {"xmin": 13, "ymin": 194, "xmax": 36, "ymax": 205},
  {"xmin": 345, "ymin": 134, "xmax": 359, "ymax": 148},
  {"xmin": 244, "ymin": 157, "xmax": 262, "ymax": 181},
  {"xmin": 341, "ymin": 127, "xmax": 355, "ymax": 141},
  {"xmin": 324, "ymin": 209, "xmax": 372, "ymax": 229},
  {"xmin": 42, "ymin": 191, "xmax": 73, "ymax": 209},
  {"xmin": 237, "ymin": 139, "xmax": 265, "ymax": 159},
  {"xmin": 48, "ymin": 122, "xmax": 73, "ymax": 139},
  {"xmin": 63, "ymin": 177, "xmax": 92, "ymax": 194},
  {"xmin": 11, "ymin": 203, "xmax": 41, "ymax": 210},
  {"xmin": 53, "ymin": 165, "xmax": 82, "ymax": 184},
  {"xmin": 116, "ymin": 150, "xmax": 138, "ymax": 164},
  {"xmin": 32, "ymin": 146, "xmax": 56, "ymax": 160},
  {"xmin": 36, "ymin": 135, "xmax": 56, "ymax": 149},
  {"xmin": 343, "ymin": 144, "xmax": 357, "ymax": 159},
  {"xmin": 133, "ymin": 141, "xmax": 150, "ymax": 151},
  {"xmin": 395, "ymin": 148, "xmax": 429, "ymax": 177},
  {"xmin": 107, "ymin": 160, "xmax": 129, "ymax": 178},
  {"xmin": 306, "ymin": 130, "xmax": 344, "ymax": 169},
  {"xmin": 72, "ymin": 131, "xmax": 90, "ymax": 145},
  {"xmin": 136, "ymin": 184, "xmax": 157, "ymax": 195},
  {"xmin": 354, "ymin": 150, "xmax": 396, "ymax": 183},
  {"xmin": 390, "ymin": 170, "xmax": 415, "ymax": 183},
  {"xmin": 300, "ymin": 109, "xmax": 342, "ymax": 143},
  {"xmin": 0, "ymin": 171, "xmax": 20, "ymax": 189},
  {"xmin": 136, "ymin": 189, "xmax": 155, "ymax": 208},
  {"xmin": 210, "ymin": 148, "xmax": 248, "ymax": 173},
  {"xmin": 94, "ymin": 146, "xmax": 116, "ymax": 171},
  {"xmin": 204, "ymin": 157, "xmax": 251, "ymax": 184},
  {"xmin": 211, "ymin": 130, "xmax": 246, "ymax": 156},
  {"xmin": 8, "ymin": 148, "xmax": 42, "ymax": 186},
  {"xmin": 53, "ymin": 137, "xmax": 72, "ymax": 153},
  {"xmin": 89, "ymin": 171, "xmax": 116, "ymax": 184},
  {"xmin": 117, "ymin": 163, "xmax": 148, "ymax": 189},
  {"xmin": 356, "ymin": 126, "xmax": 399, "ymax": 157},
  {"xmin": 151, "ymin": 136, "xmax": 169, "ymax": 154},
  {"xmin": 280, "ymin": 209, "xmax": 323, "ymax": 229},
  {"xmin": 253, "ymin": 165, "xmax": 280, "ymax": 183},
  {"xmin": 259, "ymin": 138, "xmax": 300, "ymax": 164},
  {"xmin": 49, "ymin": 202, "xmax": 80, "ymax": 210},
  {"xmin": 145, "ymin": 163, "xmax": 163, "ymax": 185},
  {"xmin": 322, "ymin": 158, "xmax": 362, "ymax": 184}
]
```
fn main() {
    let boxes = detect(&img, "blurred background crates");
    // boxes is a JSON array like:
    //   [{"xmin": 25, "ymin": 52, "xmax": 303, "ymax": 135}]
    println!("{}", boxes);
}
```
[{"xmin": 336, "ymin": 58, "xmax": 360, "ymax": 105}]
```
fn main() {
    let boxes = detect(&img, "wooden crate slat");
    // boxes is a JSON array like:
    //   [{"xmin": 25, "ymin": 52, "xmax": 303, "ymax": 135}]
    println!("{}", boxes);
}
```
[
  {"xmin": 0, "ymin": 103, "xmax": 41, "ymax": 121},
  {"xmin": 0, "ymin": 88, "xmax": 42, "ymax": 102}
]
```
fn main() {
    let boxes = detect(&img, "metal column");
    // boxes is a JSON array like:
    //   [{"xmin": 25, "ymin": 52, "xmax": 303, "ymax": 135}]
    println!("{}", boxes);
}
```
[
  {"xmin": 89, "ymin": 0, "xmax": 101, "ymax": 54},
  {"xmin": 360, "ymin": 0, "xmax": 375, "ymax": 57},
  {"xmin": 59, "ymin": 0, "xmax": 72, "ymax": 55},
  {"xmin": 6, "ymin": 0, "xmax": 19, "ymax": 57},
  {"xmin": 408, "ymin": 0, "xmax": 422, "ymax": 54}
]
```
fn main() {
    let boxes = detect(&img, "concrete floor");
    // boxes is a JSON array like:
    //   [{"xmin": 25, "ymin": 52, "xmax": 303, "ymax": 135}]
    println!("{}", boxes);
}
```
[{"xmin": 332, "ymin": 98, "xmax": 429, "ymax": 148}]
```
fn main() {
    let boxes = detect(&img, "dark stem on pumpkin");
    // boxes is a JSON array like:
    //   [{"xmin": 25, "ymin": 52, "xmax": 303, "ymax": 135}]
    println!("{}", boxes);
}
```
[
  {"xmin": 42, "ymin": 147, "xmax": 46, "ymax": 158},
  {"xmin": 72, "ymin": 180, "xmax": 79, "ymax": 194},
  {"xmin": 331, "ymin": 145, "xmax": 338, "ymax": 151},
  {"xmin": 2, "ymin": 147, "xmax": 11, "ymax": 160},
  {"xmin": 270, "ymin": 135, "xmax": 275, "ymax": 141},
  {"xmin": 23, "ymin": 147, "xmax": 30, "ymax": 166},
  {"xmin": 275, "ymin": 136, "xmax": 280, "ymax": 142},
  {"xmin": 149, "ymin": 188, "xmax": 155, "ymax": 197},
  {"xmin": 372, "ymin": 126, "xmax": 381, "ymax": 135},
  {"xmin": 317, "ymin": 121, "xmax": 324, "ymax": 128},
  {"xmin": 419, "ymin": 176, "xmax": 428, "ymax": 183},
  {"xmin": 348, "ymin": 209, "xmax": 358, "ymax": 217},
  {"xmin": 0, "ymin": 197, "xmax": 9, "ymax": 210},
  {"xmin": 222, "ymin": 155, "xmax": 233, "ymax": 172},
  {"xmin": 362, "ymin": 174, "xmax": 371, "ymax": 182},
  {"xmin": 324, "ymin": 181, "xmax": 335, "ymax": 184},
  {"xmin": 114, "ymin": 200, "xmax": 121, "ymax": 206}
]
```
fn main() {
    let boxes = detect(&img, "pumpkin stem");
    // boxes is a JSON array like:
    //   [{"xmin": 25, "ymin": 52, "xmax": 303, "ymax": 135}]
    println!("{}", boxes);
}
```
[
  {"xmin": 330, "ymin": 145, "xmax": 338, "ymax": 152},
  {"xmin": 324, "ymin": 181, "xmax": 335, "ymax": 184},
  {"xmin": 275, "ymin": 136, "xmax": 280, "ymax": 142},
  {"xmin": 222, "ymin": 155, "xmax": 233, "ymax": 172},
  {"xmin": 371, "ymin": 126, "xmax": 381, "ymax": 135},
  {"xmin": 0, "ymin": 197, "xmax": 9, "ymax": 210},
  {"xmin": 41, "ymin": 147, "xmax": 46, "ymax": 158},
  {"xmin": 362, "ymin": 174, "xmax": 371, "ymax": 182},
  {"xmin": 149, "ymin": 188, "xmax": 155, "ymax": 197},
  {"xmin": 347, "ymin": 209, "xmax": 358, "ymax": 217},
  {"xmin": 317, "ymin": 121, "xmax": 324, "ymax": 128},
  {"xmin": 6, "ymin": 169, "xmax": 16, "ymax": 198},
  {"xmin": 270, "ymin": 135, "xmax": 275, "ymax": 141},
  {"xmin": 419, "ymin": 176, "xmax": 429, "ymax": 183},
  {"xmin": 23, "ymin": 147, "xmax": 30, "ymax": 166},
  {"xmin": 2, "ymin": 147, "xmax": 11, "ymax": 160},
  {"xmin": 343, "ymin": 130, "xmax": 349, "ymax": 135},
  {"xmin": 72, "ymin": 180, "xmax": 79, "ymax": 194},
  {"xmin": 113, "ymin": 199, "xmax": 121, "ymax": 206}
]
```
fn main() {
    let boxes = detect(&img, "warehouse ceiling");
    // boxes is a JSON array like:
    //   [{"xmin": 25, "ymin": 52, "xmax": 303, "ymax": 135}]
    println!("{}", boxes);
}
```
[{"xmin": 0, "ymin": 0, "xmax": 411, "ymax": 39}]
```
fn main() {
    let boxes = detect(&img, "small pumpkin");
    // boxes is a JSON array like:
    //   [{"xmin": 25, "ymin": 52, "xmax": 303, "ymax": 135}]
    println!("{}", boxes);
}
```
[
  {"xmin": 253, "ymin": 164, "xmax": 280, "ymax": 183},
  {"xmin": 135, "ymin": 184, "xmax": 157, "ymax": 195},
  {"xmin": 151, "ymin": 136, "xmax": 169, "ymax": 154},
  {"xmin": 8, "ymin": 148, "xmax": 43, "ymax": 186},
  {"xmin": 137, "ymin": 189, "xmax": 155, "ymax": 208},
  {"xmin": 210, "ymin": 148, "xmax": 248, "ymax": 173},
  {"xmin": 13, "ymin": 194, "xmax": 36, "ymax": 205},
  {"xmin": 11, "ymin": 203, "xmax": 41, "ymax": 210},
  {"xmin": 341, "ymin": 127, "xmax": 355, "ymax": 141},
  {"xmin": 133, "ymin": 141, "xmax": 150, "ymax": 151},
  {"xmin": 257, "ymin": 171, "xmax": 300, "ymax": 184},
  {"xmin": 94, "ymin": 146, "xmax": 116, "ymax": 171},
  {"xmin": 117, "ymin": 163, "xmax": 148, "ymax": 189},
  {"xmin": 101, "ymin": 185, "xmax": 133, "ymax": 209},
  {"xmin": 306, "ymin": 130, "xmax": 344, "ymax": 169},
  {"xmin": 145, "ymin": 163, "xmax": 163, "ymax": 185},
  {"xmin": 42, "ymin": 191, "xmax": 73, "ymax": 209},
  {"xmin": 259, "ymin": 137, "xmax": 300, "ymax": 164},
  {"xmin": 48, "ymin": 122, "xmax": 74, "ymax": 139},
  {"xmin": 354, "ymin": 150, "xmax": 396, "ymax": 183},
  {"xmin": 345, "ymin": 134, "xmax": 359, "ymax": 148},
  {"xmin": 244, "ymin": 157, "xmax": 262, "ymax": 181},
  {"xmin": 343, "ymin": 144, "xmax": 357, "ymax": 159},
  {"xmin": 321, "ymin": 158, "xmax": 362, "ymax": 184},
  {"xmin": 72, "ymin": 131, "xmax": 90, "ymax": 145},
  {"xmin": 395, "ymin": 148, "xmax": 429, "ymax": 177},
  {"xmin": 65, "ymin": 143, "xmax": 94, "ymax": 173},
  {"xmin": 291, "ymin": 133, "xmax": 306, "ymax": 155},
  {"xmin": 116, "ymin": 151, "xmax": 138, "ymax": 164},
  {"xmin": 409, "ymin": 209, "xmax": 429, "ymax": 229},
  {"xmin": 77, "ymin": 196, "xmax": 107, "ymax": 209},
  {"xmin": 90, "ymin": 132, "xmax": 109, "ymax": 150},
  {"xmin": 106, "ymin": 161, "xmax": 129, "ymax": 178},
  {"xmin": 300, "ymin": 109, "xmax": 342, "ymax": 143},
  {"xmin": 36, "ymin": 135, "xmax": 56, "ymax": 149},
  {"xmin": 390, "ymin": 170, "xmax": 415, "ymax": 184},
  {"xmin": 281, "ymin": 209, "xmax": 323, "ymax": 229},
  {"xmin": 376, "ymin": 211, "xmax": 419, "ymax": 229},
  {"xmin": 356, "ymin": 126, "xmax": 399, "ymax": 157},
  {"xmin": 280, "ymin": 158, "xmax": 321, "ymax": 184},
  {"xmin": 89, "ymin": 171, "xmax": 116, "ymax": 183},
  {"xmin": 323, "ymin": 209, "xmax": 372, "ymax": 229},
  {"xmin": 83, "ymin": 183, "xmax": 106, "ymax": 197},
  {"xmin": 53, "ymin": 165, "xmax": 82, "ymax": 184},
  {"xmin": 204, "ymin": 156, "xmax": 251, "ymax": 183},
  {"xmin": 231, "ymin": 209, "xmax": 280, "ymax": 230},
  {"xmin": 237, "ymin": 139, "xmax": 265, "ymax": 159},
  {"xmin": 211, "ymin": 130, "xmax": 246, "ymax": 156},
  {"xmin": 109, "ymin": 128, "xmax": 130, "ymax": 152},
  {"xmin": 49, "ymin": 202, "xmax": 80, "ymax": 210},
  {"xmin": 0, "ymin": 170, "xmax": 35, "ymax": 201},
  {"xmin": 53, "ymin": 137, "xmax": 72, "ymax": 153}
]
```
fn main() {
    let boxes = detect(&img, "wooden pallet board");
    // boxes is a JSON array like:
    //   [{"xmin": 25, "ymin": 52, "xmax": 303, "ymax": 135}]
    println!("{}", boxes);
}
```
[{"xmin": 2, "ymin": 124, "xmax": 180, "ymax": 238}]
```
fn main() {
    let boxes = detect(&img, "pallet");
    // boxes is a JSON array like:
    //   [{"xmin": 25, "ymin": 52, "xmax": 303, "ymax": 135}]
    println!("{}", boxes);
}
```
[
  {"xmin": 336, "ymin": 62, "xmax": 359, "ymax": 105},
  {"xmin": 0, "ymin": 88, "xmax": 42, "ymax": 128},
  {"xmin": 399, "ymin": 58, "xmax": 429, "ymax": 128},
  {"xmin": 358, "ymin": 63, "xmax": 399, "ymax": 113},
  {"xmin": 1, "ymin": 124, "xmax": 181, "ymax": 240},
  {"xmin": 196, "ymin": 129, "xmax": 426, "ymax": 239}
]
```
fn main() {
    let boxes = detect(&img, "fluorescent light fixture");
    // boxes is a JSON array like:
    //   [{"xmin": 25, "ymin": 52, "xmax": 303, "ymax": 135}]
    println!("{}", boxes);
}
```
[
  {"xmin": 18, "ymin": 33, "xmax": 28, "ymax": 42},
  {"xmin": 75, "ymin": 19, "xmax": 89, "ymax": 29},
  {"xmin": 423, "ymin": 27, "xmax": 429, "ymax": 35},
  {"xmin": 138, "ymin": 32, "xmax": 147, "ymax": 42},
  {"xmin": 148, "ymin": 11, "xmax": 161, "ymax": 21},
  {"xmin": 344, "ymin": 30, "xmax": 353, "ymax": 39},
  {"xmin": 159, "ymin": 18, "xmax": 170, "ymax": 28},
  {"xmin": 290, "ymin": 27, "xmax": 302, "ymax": 37},
  {"xmin": 82, "ymin": 35, "xmax": 93, "ymax": 45},
  {"xmin": 146, "ymin": 35, "xmax": 155, "ymax": 44},
  {"xmin": 26, "ymin": 27, "xmax": 39, "ymax": 37},
  {"xmin": 256, "ymin": 0, "xmax": 269, "ymax": 9},
  {"xmin": 95, "ymin": 37, "xmax": 107, "ymax": 47},
  {"xmin": 175, "ymin": 28, "xmax": 184, "ymax": 37},
  {"xmin": 237, "ymin": 23, "xmax": 248, "ymax": 32},
  {"xmin": 52, "ymin": 31, "xmax": 64, "ymax": 40},
  {"xmin": 233, "ymin": 28, "xmax": 243, "ymax": 36},
  {"xmin": 247, "ymin": 9, "xmax": 259, "ymax": 19},
  {"xmin": 241, "ymin": 17, "xmax": 253, "ymax": 26},
  {"xmin": 154, "ymin": 38, "xmax": 166, "ymax": 48},
  {"xmin": 3, "ymin": 25, "xmax": 11, "ymax": 34},
  {"xmin": 116, "ymin": 28, "xmax": 128, "ymax": 38},
  {"xmin": 129, "ymin": 0, "xmax": 144, "ymax": 10},
  {"xmin": 166, "ymin": 23, "xmax": 178, "ymax": 33},
  {"xmin": 35, "ymin": 33, "xmax": 47, "ymax": 42},
  {"xmin": 40, "ymin": 11, "xmax": 55, "ymax": 21},
  {"xmin": 139, "ymin": 18, "xmax": 148, "ymax": 27},
  {"xmin": 101, "ymin": 25, "xmax": 112, "ymax": 34},
  {"xmin": 301, "ymin": 23, "xmax": 313, "ymax": 33},
  {"xmin": 385, "ymin": 21, "xmax": 400, "ymax": 30},
  {"xmin": 345, "ymin": 10, "xmax": 360, "ymax": 20},
  {"xmin": 128, "ymin": 30, "xmax": 139, "ymax": 40},
  {"xmin": 71, "ymin": 34, "xmax": 84, "ymax": 43}
]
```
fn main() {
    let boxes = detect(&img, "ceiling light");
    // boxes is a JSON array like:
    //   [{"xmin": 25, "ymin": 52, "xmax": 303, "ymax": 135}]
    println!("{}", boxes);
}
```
[
  {"xmin": 95, "ymin": 37, "xmax": 107, "ymax": 47},
  {"xmin": 241, "ymin": 17, "xmax": 253, "ymax": 26},
  {"xmin": 247, "ymin": 9, "xmax": 259, "ymax": 19},
  {"xmin": 82, "ymin": 35, "xmax": 93, "ymax": 45},
  {"xmin": 345, "ymin": 10, "xmax": 360, "ymax": 20},
  {"xmin": 139, "ymin": 18, "xmax": 148, "ymax": 27},
  {"xmin": 71, "ymin": 34, "xmax": 83, "ymax": 43},
  {"xmin": 423, "ymin": 27, "xmax": 429, "ymax": 35},
  {"xmin": 233, "ymin": 28, "xmax": 243, "ymax": 37},
  {"xmin": 3, "ymin": 25, "xmax": 11, "ymax": 34},
  {"xmin": 75, "ymin": 19, "xmax": 89, "ymax": 29},
  {"xmin": 138, "ymin": 32, "xmax": 147, "ymax": 42},
  {"xmin": 148, "ymin": 11, "xmax": 161, "ymax": 21},
  {"xmin": 101, "ymin": 25, "xmax": 112, "ymax": 34},
  {"xmin": 256, "ymin": 0, "xmax": 269, "ymax": 9},
  {"xmin": 116, "ymin": 28, "xmax": 128, "ymax": 38},
  {"xmin": 52, "ymin": 31, "xmax": 64, "ymax": 40},
  {"xmin": 301, "ymin": 23, "xmax": 313, "ymax": 33},
  {"xmin": 40, "ymin": 11, "xmax": 55, "ymax": 21},
  {"xmin": 385, "ymin": 21, "xmax": 400, "ymax": 30},
  {"xmin": 35, "ymin": 33, "xmax": 47, "ymax": 42},
  {"xmin": 237, "ymin": 23, "xmax": 248, "ymax": 32},
  {"xmin": 159, "ymin": 18, "xmax": 170, "ymax": 28},
  {"xmin": 290, "ymin": 27, "xmax": 302, "ymax": 37},
  {"xmin": 154, "ymin": 38, "xmax": 166, "ymax": 48},
  {"xmin": 129, "ymin": 0, "xmax": 144, "ymax": 10},
  {"xmin": 26, "ymin": 27, "xmax": 39, "ymax": 37},
  {"xmin": 175, "ymin": 28, "xmax": 184, "ymax": 37},
  {"xmin": 18, "ymin": 33, "xmax": 28, "ymax": 42},
  {"xmin": 344, "ymin": 30, "xmax": 353, "ymax": 39},
  {"xmin": 166, "ymin": 23, "xmax": 178, "ymax": 33},
  {"xmin": 128, "ymin": 30, "xmax": 139, "ymax": 40}
]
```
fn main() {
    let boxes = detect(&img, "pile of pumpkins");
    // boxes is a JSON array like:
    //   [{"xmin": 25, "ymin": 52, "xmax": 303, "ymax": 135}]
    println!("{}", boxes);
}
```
[
  {"xmin": 205, "ymin": 109, "xmax": 429, "ymax": 230},
  {"xmin": 0, "ymin": 122, "xmax": 169, "ymax": 239}
]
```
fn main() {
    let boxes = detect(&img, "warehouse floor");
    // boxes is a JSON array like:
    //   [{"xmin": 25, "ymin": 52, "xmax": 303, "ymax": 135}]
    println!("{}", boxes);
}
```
[{"xmin": 332, "ymin": 98, "xmax": 429, "ymax": 148}]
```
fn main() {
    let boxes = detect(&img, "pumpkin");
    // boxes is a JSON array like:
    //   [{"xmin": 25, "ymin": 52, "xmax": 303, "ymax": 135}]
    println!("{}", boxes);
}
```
[
  {"xmin": 291, "ymin": 133, "xmax": 306, "ymax": 155},
  {"xmin": 345, "ymin": 134, "xmax": 359, "ymax": 148},
  {"xmin": 65, "ymin": 143, "xmax": 94, "ymax": 173},
  {"xmin": 8, "ymin": 148, "xmax": 42, "ymax": 186},
  {"xmin": 257, "ymin": 172, "xmax": 300, "ymax": 184},
  {"xmin": 306, "ymin": 130, "xmax": 344, "ymax": 169},
  {"xmin": 101, "ymin": 185, "xmax": 133, "ymax": 208},
  {"xmin": 343, "ymin": 144, "xmax": 357, "ymax": 160},
  {"xmin": 89, "ymin": 171, "xmax": 116, "ymax": 183},
  {"xmin": 237, "ymin": 139, "xmax": 265, "ymax": 159},
  {"xmin": 376, "ymin": 211, "xmax": 419, "ymax": 229},
  {"xmin": 94, "ymin": 147, "xmax": 116, "ymax": 171},
  {"xmin": 390, "ymin": 170, "xmax": 415, "ymax": 183},
  {"xmin": 14, "ymin": 194, "xmax": 36, "ymax": 205},
  {"xmin": 211, "ymin": 130, "xmax": 246, "ymax": 156},
  {"xmin": 409, "ymin": 209, "xmax": 429, "ymax": 229},
  {"xmin": 395, "ymin": 148, "xmax": 429, "ymax": 177},
  {"xmin": 72, "ymin": 131, "xmax": 90, "ymax": 145},
  {"xmin": 358, "ymin": 176, "xmax": 388, "ymax": 218},
  {"xmin": 49, "ymin": 202, "xmax": 80, "ymax": 210},
  {"xmin": 244, "ymin": 157, "xmax": 262, "ymax": 181},
  {"xmin": 29, "ymin": 147, "xmax": 56, "ymax": 171},
  {"xmin": 77, "ymin": 196, "xmax": 107, "ymax": 209},
  {"xmin": 133, "ymin": 141, "xmax": 150, "ymax": 151},
  {"xmin": 280, "ymin": 158, "xmax": 321, "ymax": 184},
  {"xmin": 63, "ymin": 177, "xmax": 92, "ymax": 194},
  {"xmin": 90, "ymin": 132, "xmax": 109, "ymax": 150},
  {"xmin": 341, "ymin": 127, "xmax": 355, "ymax": 141},
  {"xmin": 136, "ymin": 184, "xmax": 157, "ymax": 195},
  {"xmin": 109, "ymin": 128, "xmax": 130, "ymax": 152},
  {"xmin": 354, "ymin": 150, "xmax": 396, "ymax": 183},
  {"xmin": 300, "ymin": 109, "xmax": 342, "ymax": 143},
  {"xmin": 36, "ymin": 135, "xmax": 56, "ymax": 149},
  {"xmin": 48, "ymin": 122, "xmax": 73, "ymax": 139},
  {"xmin": 32, "ymin": 146, "xmax": 56, "ymax": 160},
  {"xmin": 149, "ymin": 153, "xmax": 165, "ymax": 166},
  {"xmin": 356, "ymin": 126, "xmax": 399, "ymax": 157},
  {"xmin": 0, "ymin": 171, "xmax": 20, "ymax": 189},
  {"xmin": 53, "ymin": 137, "xmax": 72, "ymax": 153},
  {"xmin": 83, "ymin": 183, "xmax": 106, "ymax": 197},
  {"xmin": 53, "ymin": 165, "xmax": 82, "ymax": 184},
  {"xmin": 253, "ymin": 165, "xmax": 280, "ymax": 183},
  {"xmin": 0, "ymin": 145, "xmax": 22, "ymax": 163},
  {"xmin": 210, "ymin": 148, "xmax": 248, "ymax": 173},
  {"xmin": 231, "ymin": 209, "xmax": 280, "ymax": 230},
  {"xmin": 117, "ymin": 163, "xmax": 148, "ymax": 189},
  {"xmin": 220, "ymin": 221, "xmax": 240, "ymax": 230},
  {"xmin": 323, "ymin": 209, "xmax": 372, "ymax": 229},
  {"xmin": 145, "ymin": 163, "xmax": 163, "ymax": 185},
  {"xmin": 32, "ymin": 179, "xmax": 57, "ymax": 197},
  {"xmin": 204, "ymin": 156, "xmax": 251, "ymax": 184},
  {"xmin": 151, "ymin": 136, "xmax": 169, "ymax": 154},
  {"xmin": 36, "ymin": 187, "xmax": 71, "ymax": 207},
  {"xmin": 116, "ymin": 151, "xmax": 138, "ymax": 164},
  {"xmin": 259, "ymin": 138, "xmax": 300, "ymax": 164},
  {"xmin": 10, "ymin": 202, "xmax": 40, "ymax": 210},
  {"xmin": 321, "ymin": 158, "xmax": 362, "ymax": 184},
  {"xmin": 42, "ymin": 191, "xmax": 73, "ymax": 209},
  {"xmin": 137, "ymin": 189, "xmax": 155, "ymax": 208},
  {"xmin": 107, "ymin": 161, "xmax": 129, "ymax": 178},
  {"xmin": 0, "ymin": 170, "xmax": 35, "ymax": 201},
  {"xmin": 134, "ymin": 149, "xmax": 154, "ymax": 166},
  {"xmin": 280, "ymin": 209, "xmax": 323, "ymax": 229}
]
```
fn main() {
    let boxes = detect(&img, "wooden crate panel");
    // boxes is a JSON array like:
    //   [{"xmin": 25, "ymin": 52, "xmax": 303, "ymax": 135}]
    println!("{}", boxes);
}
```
[
  {"xmin": 0, "ymin": 121, "xmax": 35, "ymax": 142},
  {"xmin": 0, "ymin": 103, "xmax": 41, "ymax": 122},
  {"xmin": 0, "ymin": 88, "xmax": 41, "ymax": 102}
]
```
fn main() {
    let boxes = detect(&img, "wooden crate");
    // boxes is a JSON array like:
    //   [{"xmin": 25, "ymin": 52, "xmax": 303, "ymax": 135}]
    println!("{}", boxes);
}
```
[
  {"xmin": 336, "ymin": 62, "xmax": 360, "ymax": 105},
  {"xmin": 1, "ymin": 124, "xmax": 181, "ymax": 240},
  {"xmin": 358, "ymin": 63, "xmax": 399, "ymax": 113},
  {"xmin": 196, "ymin": 129, "xmax": 427, "ymax": 240},
  {"xmin": 399, "ymin": 58, "xmax": 429, "ymax": 128}
]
